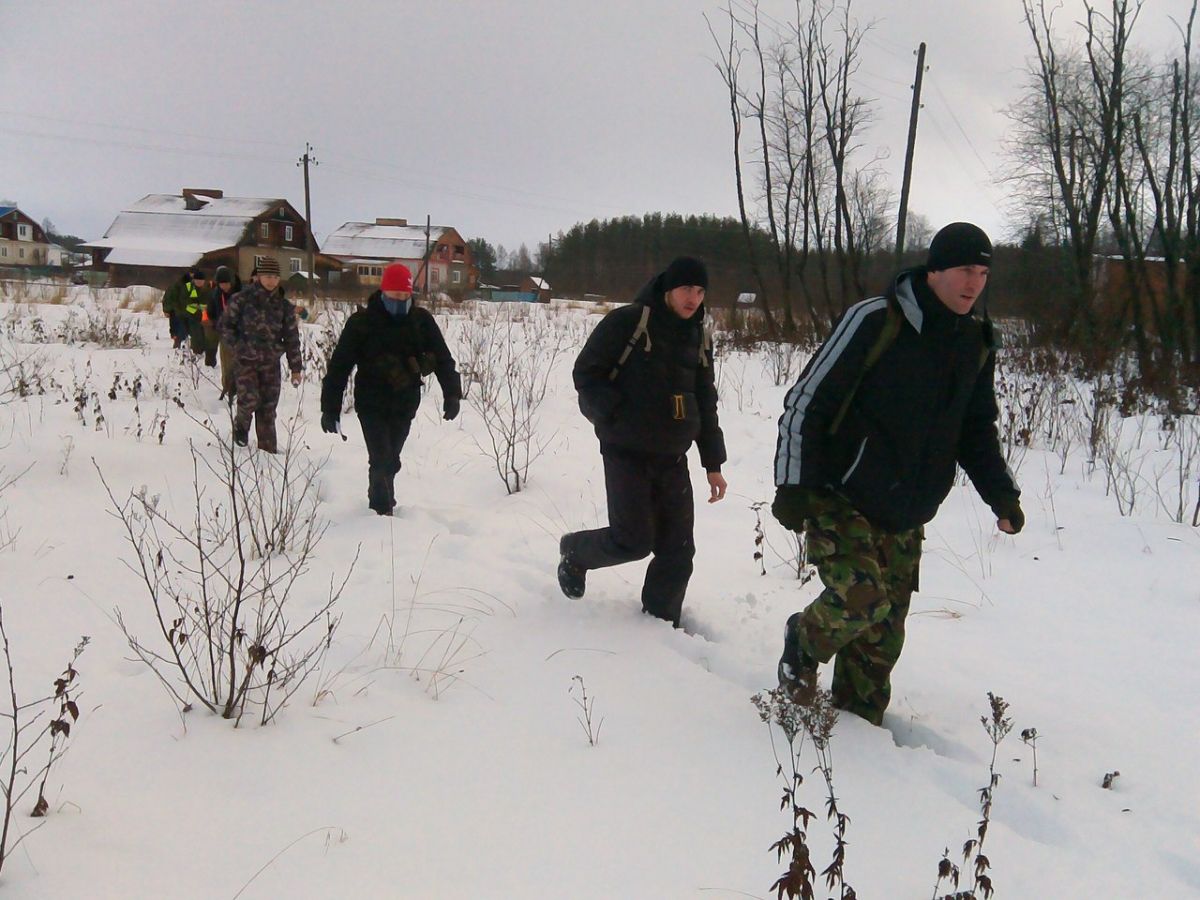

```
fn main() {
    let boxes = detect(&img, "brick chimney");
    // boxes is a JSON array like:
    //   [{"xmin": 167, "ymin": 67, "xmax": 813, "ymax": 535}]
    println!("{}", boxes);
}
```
[{"xmin": 375, "ymin": 217, "xmax": 408, "ymax": 227}]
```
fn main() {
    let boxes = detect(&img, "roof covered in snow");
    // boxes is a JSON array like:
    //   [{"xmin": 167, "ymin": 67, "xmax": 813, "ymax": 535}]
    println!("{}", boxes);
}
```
[
  {"xmin": 529, "ymin": 276, "xmax": 549, "ymax": 290},
  {"xmin": 323, "ymin": 222, "xmax": 449, "ymax": 261},
  {"xmin": 83, "ymin": 193, "xmax": 294, "ymax": 268}
]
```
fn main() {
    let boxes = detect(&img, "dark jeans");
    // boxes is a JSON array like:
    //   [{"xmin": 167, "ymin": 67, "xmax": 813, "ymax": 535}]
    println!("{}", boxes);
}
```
[
  {"xmin": 359, "ymin": 398, "xmax": 419, "ymax": 512},
  {"xmin": 561, "ymin": 451, "xmax": 695, "ymax": 626},
  {"xmin": 168, "ymin": 313, "xmax": 188, "ymax": 346}
]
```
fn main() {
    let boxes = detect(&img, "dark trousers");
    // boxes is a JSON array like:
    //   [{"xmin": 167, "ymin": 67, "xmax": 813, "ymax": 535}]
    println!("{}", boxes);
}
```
[
  {"xmin": 359, "ymin": 403, "xmax": 418, "ymax": 513},
  {"xmin": 168, "ymin": 313, "xmax": 188, "ymax": 347},
  {"xmin": 562, "ymin": 451, "xmax": 695, "ymax": 626}
]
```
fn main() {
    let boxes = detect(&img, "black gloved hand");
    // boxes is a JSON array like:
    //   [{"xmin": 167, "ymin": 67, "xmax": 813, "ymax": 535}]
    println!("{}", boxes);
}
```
[
  {"xmin": 443, "ymin": 397, "xmax": 460, "ymax": 421},
  {"xmin": 996, "ymin": 499, "xmax": 1025, "ymax": 534},
  {"xmin": 771, "ymin": 485, "xmax": 812, "ymax": 533},
  {"xmin": 320, "ymin": 413, "xmax": 339, "ymax": 435}
]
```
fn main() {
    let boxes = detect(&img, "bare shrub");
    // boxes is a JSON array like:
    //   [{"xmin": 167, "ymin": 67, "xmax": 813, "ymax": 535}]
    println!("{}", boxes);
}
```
[
  {"xmin": 98, "ymin": 417, "xmax": 355, "ymax": 726},
  {"xmin": 0, "ymin": 611, "xmax": 88, "ymax": 876},
  {"xmin": 460, "ymin": 304, "xmax": 565, "ymax": 494}
]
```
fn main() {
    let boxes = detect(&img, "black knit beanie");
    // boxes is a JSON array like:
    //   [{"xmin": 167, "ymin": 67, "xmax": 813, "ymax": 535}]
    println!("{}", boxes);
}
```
[
  {"xmin": 214, "ymin": 265, "xmax": 233, "ymax": 284},
  {"xmin": 661, "ymin": 256, "xmax": 709, "ymax": 292},
  {"xmin": 927, "ymin": 222, "xmax": 992, "ymax": 271}
]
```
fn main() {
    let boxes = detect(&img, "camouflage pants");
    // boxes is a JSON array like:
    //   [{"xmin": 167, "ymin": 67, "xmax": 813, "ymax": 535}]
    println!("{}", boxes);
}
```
[
  {"xmin": 791, "ymin": 491, "xmax": 922, "ymax": 725},
  {"xmin": 233, "ymin": 351, "xmax": 282, "ymax": 453}
]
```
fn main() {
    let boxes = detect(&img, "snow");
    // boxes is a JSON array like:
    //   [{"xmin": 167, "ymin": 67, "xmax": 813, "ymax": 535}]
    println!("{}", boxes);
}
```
[
  {"xmin": 323, "ymin": 222, "xmax": 448, "ymax": 261},
  {"xmin": 0, "ymin": 296, "xmax": 1197, "ymax": 898}
]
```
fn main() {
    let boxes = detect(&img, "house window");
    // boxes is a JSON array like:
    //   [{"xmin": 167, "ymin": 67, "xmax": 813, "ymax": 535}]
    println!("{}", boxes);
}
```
[
  {"xmin": 451, "ymin": 270, "xmax": 461, "ymax": 284},
  {"xmin": 454, "ymin": 245, "xmax": 464, "ymax": 258},
  {"xmin": 371, "ymin": 266, "xmax": 382, "ymax": 277},
  {"xmin": 260, "ymin": 223, "xmax": 270, "ymax": 239},
  {"xmin": 17, "ymin": 224, "xmax": 29, "ymax": 240},
  {"xmin": 0, "ymin": 247, "xmax": 6, "ymax": 257},
  {"xmin": 290, "ymin": 257, "xmax": 301, "ymax": 274},
  {"xmin": 19, "ymin": 248, "xmax": 25, "ymax": 258},
  {"xmin": 431, "ymin": 268, "xmax": 440, "ymax": 285},
  {"xmin": 285, "ymin": 225, "xmax": 294, "ymax": 242}
]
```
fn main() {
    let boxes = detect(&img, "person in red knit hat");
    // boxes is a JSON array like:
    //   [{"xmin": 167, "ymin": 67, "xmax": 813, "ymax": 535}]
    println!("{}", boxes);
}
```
[{"xmin": 319, "ymin": 263, "xmax": 462, "ymax": 515}]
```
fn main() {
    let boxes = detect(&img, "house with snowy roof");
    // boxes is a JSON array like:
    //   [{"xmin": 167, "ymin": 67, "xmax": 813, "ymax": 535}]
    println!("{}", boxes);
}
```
[
  {"xmin": 0, "ymin": 206, "xmax": 55, "ymax": 269},
  {"xmin": 323, "ymin": 218, "xmax": 478, "ymax": 296},
  {"xmin": 84, "ymin": 188, "xmax": 341, "ymax": 287}
]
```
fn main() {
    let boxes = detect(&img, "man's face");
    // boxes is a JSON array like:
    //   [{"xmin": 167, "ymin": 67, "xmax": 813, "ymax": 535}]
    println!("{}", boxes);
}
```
[
  {"xmin": 259, "ymin": 274, "xmax": 281, "ymax": 292},
  {"xmin": 382, "ymin": 290, "xmax": 412, "ymax": 302},
  {"xmin": 927, "ymin": 265, "xmax": 988, "ymax": 315},
  {"xmin": 218, "ymin": 280, "xmax": 232, "ymax": 292},
  {"xmin": 665, "ymin": 285, "xmax": 705, "ymax": 319},
  {"xmin": 192, "ymin": 277, "xmax": 207, "ymax": 290}
]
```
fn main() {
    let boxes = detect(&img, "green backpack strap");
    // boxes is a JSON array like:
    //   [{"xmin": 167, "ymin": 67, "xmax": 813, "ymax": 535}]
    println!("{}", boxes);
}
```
[
  {"xmin": 608, "ymin": 305, "xmax": 652, "ymax": 382},
  {"xmin": 828, "ymin": 300, "xmax": 902, "ymax": 436}
]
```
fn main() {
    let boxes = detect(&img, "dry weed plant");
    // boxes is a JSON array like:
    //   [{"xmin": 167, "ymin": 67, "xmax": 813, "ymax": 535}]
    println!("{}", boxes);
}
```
[
  {"xmin": 751, "ymin": 685, "xmax": 856, "ymax": 900},
  {"xmin": 0, "ymin": 609, "xmax": 88, "ymax": 876},
  {"xmin": 569, "ymin": 674, "xmax": 603, "ymax": 746}
]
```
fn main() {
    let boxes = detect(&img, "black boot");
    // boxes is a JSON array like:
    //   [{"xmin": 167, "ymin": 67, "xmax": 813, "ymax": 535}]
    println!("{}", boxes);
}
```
[
  {"xmin": 557, "ymin": 535, "xmax": 586, "ymax": 599},
  {"xmin": 778, "ymin": 612, "xmax": 818, "ymax": 700}
]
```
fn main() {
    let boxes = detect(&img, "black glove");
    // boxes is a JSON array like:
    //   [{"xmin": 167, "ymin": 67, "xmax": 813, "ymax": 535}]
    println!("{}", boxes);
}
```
[
  {"xmin": 443, "ymin": 397, "xmax": 460, "ymax": 421},
  {"xmin": 771, "ymin": 485, "xmax": 812, "ymax": 532},
  {"xmin": 995, "ymin": 499, "xmax": 1025, "ymax": 534},
  {"xmin": 320, "ymin": 413, "xmax": 339, "ymax": 434}
]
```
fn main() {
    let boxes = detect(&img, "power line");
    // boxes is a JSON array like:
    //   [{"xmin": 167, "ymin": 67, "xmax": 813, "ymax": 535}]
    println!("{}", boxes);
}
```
[{"xmin": 0, "ymin": 108, "xmax": 295, "ymax": 151}]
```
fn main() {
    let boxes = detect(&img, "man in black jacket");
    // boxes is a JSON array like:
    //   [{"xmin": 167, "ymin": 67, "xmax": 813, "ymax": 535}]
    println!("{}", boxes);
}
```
[
  {"xmin": 320, "ymin": 263, "xmax": 462, "ymax": 516},
  {"xmin": 771, "ymin": 223, "xmax": 1023, "ymax": 724},
  {"xmin": 559, "ymin": 256, "xmax": 728, "ymax": 628},
  {"xmin": 209, "ymin": 265, "xmax": 242, "ymax": 401}
]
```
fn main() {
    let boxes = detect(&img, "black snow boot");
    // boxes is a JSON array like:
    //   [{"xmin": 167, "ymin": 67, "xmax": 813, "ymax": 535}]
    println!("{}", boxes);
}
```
[
  {"xmin": 557, "ymin": 536, "xmax": 586, "ymax": 599},
  {"xmin": 778, "ymin": 612, "xmax": 818, "ymax": 701}
]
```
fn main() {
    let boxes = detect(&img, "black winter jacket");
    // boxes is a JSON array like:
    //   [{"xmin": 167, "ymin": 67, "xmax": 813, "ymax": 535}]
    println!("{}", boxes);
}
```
[
  {"xmin": 574, "ymin": 273, "xmax": 726, "ymax": 471},
  {"xmin": 774, "ymin": 268, "xmax": 1019, "ymax": 532},
  {"xmin": 320, "ymin": 292, "xmax": 462, "ymax": 417},
  {"xmin": 207, "ymin": 277, "xmax": 243, "ymax": 327}
]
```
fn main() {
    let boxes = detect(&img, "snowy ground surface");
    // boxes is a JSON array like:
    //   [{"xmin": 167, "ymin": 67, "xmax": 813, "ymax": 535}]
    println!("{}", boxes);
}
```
[{"xmin": 0, "ymin": 291, "xmax": 1197, "ymax": 898}]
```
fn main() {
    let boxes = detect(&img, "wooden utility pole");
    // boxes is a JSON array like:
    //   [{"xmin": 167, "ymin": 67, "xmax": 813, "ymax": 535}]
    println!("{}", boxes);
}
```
[
  {"xmin": 423, "ymin": 214, "xmax": 432, "ymax": 300},
  {"xmin": 297, "ymin": 142, "xmax": 318, "ymax": 301},
  {"xmin": 895, "ymin": 42, "xmax": 927, "ymax": 262}
]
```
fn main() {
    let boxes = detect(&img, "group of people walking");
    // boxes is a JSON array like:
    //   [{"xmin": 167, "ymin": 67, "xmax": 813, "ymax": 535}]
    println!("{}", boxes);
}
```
[
  {"xmin": 558, "ymin": 222, "xmax": 1023, "ymax": 727},
  {"xmin": 160, "ymin": 223, "xmax": 1022, "ymax": 725}
]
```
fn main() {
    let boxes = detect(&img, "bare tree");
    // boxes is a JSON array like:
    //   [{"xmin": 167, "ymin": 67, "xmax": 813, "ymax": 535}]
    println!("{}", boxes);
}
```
[
  {"xmin": 708, "ymin": 0, "xmax": 885, "ymax": 338},
  {"xmin": 1006, "ymin": 0, "xmax": 1142, "ymax": 359}
]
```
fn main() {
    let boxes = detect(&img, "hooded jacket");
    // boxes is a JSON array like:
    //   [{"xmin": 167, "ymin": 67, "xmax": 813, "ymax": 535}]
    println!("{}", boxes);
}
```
[
  {"xmin": 774, "ymin": 267, "xmax": 1019, "ymax": 532},
  {"xmin": 573, "ymin": 272, "xmax": 726, "ymax": 471},
  {"xmin": 320, "ymin": 291, "xmax": 461, "ymax": 416}
]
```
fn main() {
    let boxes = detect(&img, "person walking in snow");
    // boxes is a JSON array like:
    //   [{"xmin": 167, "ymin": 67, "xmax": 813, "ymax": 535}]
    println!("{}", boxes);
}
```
[
  {"xmin": 218, "ymin": 257, "xmax": 302, "ymax": 453},
  {"xmin": 558, "ymin": 256, "xmax": 727, "ymax": 628},
  {"xmin": 771, "ymin": 222, "xmax": 1023, "ymax": 725},
  {"xmin": 319, "ymin": 262, "xmax": 462, "ymax": 516},
  {"xmin": 208, "ymin": 265, "xmax": 242, "ymax": 401},
  {"xmin": 183, "ymin": 268, "xmax": 219, "ymax": 368},
  {"xmin": 162, "ymin": 268, "xmax": 205, "ymax": 350}
]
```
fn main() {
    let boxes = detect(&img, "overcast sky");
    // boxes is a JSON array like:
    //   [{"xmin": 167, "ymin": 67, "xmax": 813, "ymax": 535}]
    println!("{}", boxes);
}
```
[{"xmin": 1, "ymin": 0, "xmax": 1189, "ymax": 255}]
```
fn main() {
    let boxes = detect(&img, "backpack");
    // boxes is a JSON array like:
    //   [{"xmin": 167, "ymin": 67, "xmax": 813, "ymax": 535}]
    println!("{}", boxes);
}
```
[
  {"xmin": 828, "ymin": 299, "xmax": 995, "ymax": 435},
  {"xmin": 607, "ymin": 304, "xmax": 712, "ymax": 382}
]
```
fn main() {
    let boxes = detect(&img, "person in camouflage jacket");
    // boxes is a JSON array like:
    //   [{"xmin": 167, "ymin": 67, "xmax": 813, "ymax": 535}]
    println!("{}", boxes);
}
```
[
  {"xmin": 772, "ymin": 223, "xmax": 1022, "ymax": 726},
  {"xmin": 320, "ymin": 263, "xmax": 461, "ymax": 515},
  {"xmin": 218, "ymin": 258, "xmax": 302, "ymax": 452}
]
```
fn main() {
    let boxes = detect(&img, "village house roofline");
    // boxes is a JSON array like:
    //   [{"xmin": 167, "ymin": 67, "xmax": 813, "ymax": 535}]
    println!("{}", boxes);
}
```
[{"xmin": 323, "ymin": 221, "xmax": 454, "ymax": 260}]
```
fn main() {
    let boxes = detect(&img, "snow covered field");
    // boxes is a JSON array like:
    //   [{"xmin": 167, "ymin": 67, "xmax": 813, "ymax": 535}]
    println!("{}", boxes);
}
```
[{"xmin": 0, "ymin": 291, "xmax": 1197, "ymax": 898}]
